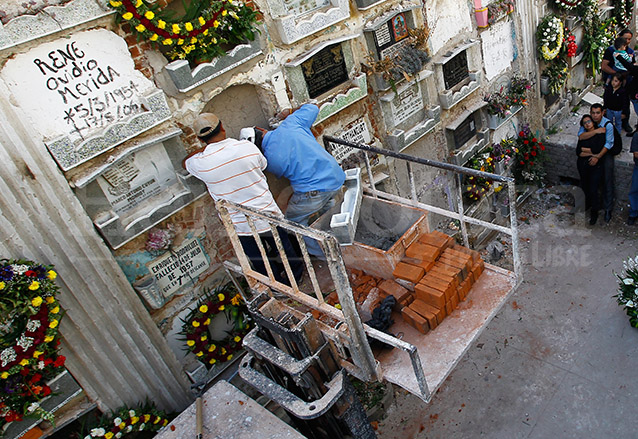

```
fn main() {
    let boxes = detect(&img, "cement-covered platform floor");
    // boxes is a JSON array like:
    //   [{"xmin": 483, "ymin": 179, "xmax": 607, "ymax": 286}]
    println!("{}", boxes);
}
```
[{"xmin": 376, "ymin": 201, "xmax": 638, "ymax": 438}]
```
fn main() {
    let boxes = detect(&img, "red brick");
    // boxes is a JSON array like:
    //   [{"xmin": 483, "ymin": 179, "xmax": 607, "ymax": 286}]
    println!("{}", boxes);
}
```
[
  {"xmin": 402, "ymin": 307, "xmax": 430, "ymax": 334},
  {"xmin": 441, "ymin": 250, "xmax": 473, "ymax": 271},
  {"xmin": 418, "ymin": 231, "xmax": 453, "ymax": 250},
  {"xmin": 450, "ymin": 292, "xmax": 459, "ymax": 309},
  {"xmin": 393, "ymin": 261, "xmax": 425, "ymax": 283},
  {"xmin": 398, "ymin": 293, "xmax": 414, "ymax": 309},
  {"xmin": 408, "ymin": 302, "xmax": 437, "ymax": 330},
  {"xmin": 420, "ymin": 274, "xmax": 454, "ymax": 299},
  {"xmin": 445, "ymin": 301, "xmax": 453, "ymax": 315},
  {"xmin": 438, "ymin": 257, "xmax": 469, "ymax": 281},
  {"xmin": 452, "ymin": 245, "xmax": 480, "ymax": 264},
  {"xmin": 417, "ymin": 285, "xmax": 446, "ymax": 309},
  {"xmin": 459, "ymin": 277, "xmax": 472, "ymax": 300},
  {"xmin": 403, "ymin": 258, "xmax": 435, "ymax": 273},
  {"xmin": 406, "ymin": 242, "xmax": 441, "ymax": 262},
  {"xmin": 427, "ymin": 266, "xmax": 459, "ymax": 288},
  {"xmin": 411, "ymin": 299, "xmax": 446, "ymax": 324},
  {"xmin": 378, "ymin": 279, "xmax": 410, "ymax": 302},
  {"xmin": 471, "ymin": 259, "xmax": 485, "ymax": 281}
]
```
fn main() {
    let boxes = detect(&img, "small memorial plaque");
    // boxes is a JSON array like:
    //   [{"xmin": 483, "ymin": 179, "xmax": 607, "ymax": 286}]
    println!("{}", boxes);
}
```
[
  {"xmin": 302, "ymin": 44, "xmax": 348, "ymax": 99},
  {"xmin": 148, "ymin": 238, "xmax": 210, "ymax": 298},
  {"xmin": 391, "ymin": 84, "xmax": 424, "ymax": 126},
  {"xmin": 328, "ymin": 118, "xmax": 371, "ymax": 164},
  {"xmin": 375, "ymin": 12, "xmax": 409, "ymax": 58},
  {"xmin": 283, "ymin": 0, "xmax": 329, "ymax": 15},
  {"xmin": 96, "ymin": 143, "xmax": 180, "ymax": 226}
]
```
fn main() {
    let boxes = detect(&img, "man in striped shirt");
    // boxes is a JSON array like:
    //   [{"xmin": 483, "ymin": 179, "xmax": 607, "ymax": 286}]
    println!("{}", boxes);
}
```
[{"xmin": 183, "ymin": 113, "xmax": 302, "ymax": 283}]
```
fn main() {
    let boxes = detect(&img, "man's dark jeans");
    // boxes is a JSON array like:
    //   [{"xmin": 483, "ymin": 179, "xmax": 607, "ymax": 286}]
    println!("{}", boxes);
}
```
[
  {"xmin": 602, "ymin": 154, "xmax": 615, "ymax": 213},
  {"xmin": 239, "ymin": 228, "xmax": 303, "ymax": 283}
]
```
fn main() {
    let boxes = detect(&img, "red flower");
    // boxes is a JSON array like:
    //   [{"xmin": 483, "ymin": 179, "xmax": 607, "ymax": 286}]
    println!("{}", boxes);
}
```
[
  {"xmin": 44, "ymin": 358, "xmax": 53, "ymax": 366},
  {"xmin": 530, "ymin": 161, "xmax": 535, "ymax": 166},
  {"xmin": 42, "ymin": 385, "xmax": 51, "ymax": 396},
  {"xmin": 541, "ymin": 145, "xmax": 545, "ymax": 151},
  {"xmin": 524, "ymin": 140, "xmax": 529, "ymax": 144},
  {"xmin": 520, "ymin": 160, "xmax": 525, "ymax": 165},
  {"xmin": 4, "ymin": 411, "xmax": 23, "ymax": 423},
  {"xmin": 20, "ymin": 368, "xmax": 30, "ymax": 376},
  {"xmin": 532, "ymin": 145, "xmax": 537, "ymax": 150},
  {"xmin": 30, "ymin": 373, "xmax": 42, "ymax": 384},
  {"xmin": 519, "ymin": 131, "xmax": 525, "ymax": 136},
  {"xmin": 54, "ymin": 355, "xmax": 66, "ymax": 368},
  {"xmin": 531, "ymin": 151, "xmax": 537, "ymax": 156},
  {"xmin": 532, "ymin": 138, "xmax": 537, "ymax": 142},
  {"xmin": 25, "ymin": 270, "xmax": 36, "ymax": 277},
  {"xmin": 524, "ymin": 154, "xmax": 530, "ymax": 160}
]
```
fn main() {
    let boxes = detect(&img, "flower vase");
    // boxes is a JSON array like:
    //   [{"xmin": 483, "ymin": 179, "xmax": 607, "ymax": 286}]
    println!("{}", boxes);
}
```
[
  {"xmin": 487, "ymin": 113, "xmax": 505, "ymax": 129},
  {"xmin": 475, "ymin": 8, "xmax": 489, "ymax": 28},
  {"xmin": 540, "ymin": 76, "xmax": 550, "ymax": 95},
  {"xmin": 495, "ymin": 161, "xmax": 505, "ymax": 175},
  {"xmin": 133, "ymin": 276, "xmax": 165, "ymax": 309}
]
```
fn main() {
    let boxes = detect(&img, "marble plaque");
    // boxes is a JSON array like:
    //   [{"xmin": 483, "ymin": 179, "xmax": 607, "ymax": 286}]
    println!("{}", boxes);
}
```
[
  {"xmin": 148, "ymin": 238, "xmax": 210, "ymax": 298},
  {"xmin": 375, "ymin": 13, "xmax": 408, "ymax": 58},
  {"xmin": 391, "ymin": 84, "xmax": 424, "ymax": 126},
  {"xmin": 328, "ymin": 118, "xmax": 371, "ymax": 164},
  {"xmin": 302, "ymin": 44, "xmax": 348, "ymax": 98}
]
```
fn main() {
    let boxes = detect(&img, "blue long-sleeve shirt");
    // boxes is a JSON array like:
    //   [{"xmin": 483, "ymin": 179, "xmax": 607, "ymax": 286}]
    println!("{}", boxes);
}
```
[{"xmin": 577, "ymin": 115, "xmax": 614, "ymax": 150}]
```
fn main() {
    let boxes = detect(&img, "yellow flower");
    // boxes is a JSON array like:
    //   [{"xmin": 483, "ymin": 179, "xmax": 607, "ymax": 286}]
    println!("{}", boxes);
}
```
[
  {"xmin": 163, "ymin": 420, "xmax": 168, "ymax": 427},
  {"xmin": 231, "ymin": 295, "xmax": 240, "ymax": 306},
  {"xmin": 335, "ymin": 303, "xmax": 342, "ymax": 310},
  {"xmin": 208, "ymin": 344, "xmax": 216, "ymax": 352},
  {"xmin": 105, "ymin": 433, "xmax": 114, "ymax": 439},
  {"xmin": 211, "ymin": 37, "xmax": 217, "ymax": 44},
  {"xmin": 199, "ymin": 305, "xmax": 208, "ymax": 313},
  {"xmin": 190, "ymin": 37, "xmax": 197, "ymax": 44},
  {"xmin": 196, "ymin": 351, "xmax": 204, "ymax": 357},
  {"xmin": 198, "ymin": 16, "xmax": 206, "ymax": 26},
  {"xmin": 49, "ymin": 319, "xmax": 58, "ymax": 329},
  {"xmin": 213, "ymin": 20, "xmax": 220, "ymax": 28},
  {"xmin": 219, "ymin": 305, "xmax": 225, "ymax": 311},
  {"xmin": 153, "ymin": 417, "xmax": 161, "ymax": 424},
  {"xmin": 149, "ymin": 34, "xmax": 158, "ymax": 41},
  {"xmin": 221, "ymin": 347, "xmax": 226, "ymax": 355},
  {"xmin": 218, "ymin": 293, "xmax": 225, "ymax": 301},
  {"xmin": 144, "ymin": 414, "xmax": 151, "ymax": 423},
  {"xmin": 109, "ymin": 0, "xmax": 122, "ymax": 6},
  {"xmin": 203, "ymin": 29, "xmax": 209, "ymax": 36},
  {"xmin": 0, "ymin": 282, "xmax": 4, "ymax": 290},
  {"xmin": 29, "ymin": 281, "xmax": 40, "ymax": 291},
  {"xmin": 119, "ymin": 422, "xmax": 126, "ymax": 429},
  {"xmin": 47, "ymin": 270, "xmax": 57, "ymax": 280},
  {"xmin": 144, "ymin": 10, "xmax": 154, "ymax": 19},
  {"xmin": 136, "ymin": 24, "xmax": 146, "ymax": 32},
  {"xmin": 31, "ymin": 296, "xmax": 43, "ymax": 307},
  {"xmin": 46, "ymin": 296, "xmax": 55, "ymax": 304},
  {"xmin": 200, "ymin": 335, "xmax": 207, "ymax": 341},
  {"xmin": 230, "ymin": 11, "xmax": 239, "ymax": 20},
  {"xmin": 227, "ymin": 354, "xmax": 233, "ymax": 361},
  {"xmin": 157, "ymin": 19, "xmax": 166, "ymax": 29},
  {"xmin": 131, "ymin": 416, "xmax": 139, "ymax": 424},
  {"xmin": 185, "ymin": 22, "xmax": 193, "ymax": 31},
  {"xmin": 172, "ymin": 23, "xmax": 181, "ymax": 34},
  {"xmin": 187, "ymin": 340, "xmax": 195, "ymax": 346},
  {"xmin": 222, "ymin": 9, "xmax": 228, "ymax": 16},
  {"xmin": 135, "ymin": 0, "xmax": 142, "ymax": 7},
  {"xmin": 20, "ymin": 359, "xmax": 29, "ymax": 366},
  {"xmin": 234, "ymin": 336, "xmax": 241, "ymax": 342},
  {"xmin": 51, "ymin": 306, "xmax": 60, "ymax": 314},
  {"xmin": 209, "ymin": 358, "xmax": 216, "ymax": 364},
  {"xmin": 177, "ymin": 38, "xmax": 184, "ymax": 45},
  {"xmin": 204, "ymin": 318, "xmax": 211, "ymax": 325},
  {"xmin": 192, "ymin": 320, "xmax": 200, "ymax": 327},
  {"xmin": 44, "ymin": 335, "xmax": 54, "ymax": 343},
  {"xmin": 33, "ymin": 350, "xmax": 43, "ymax": 358},
  {"xmin": 122, "ymin": 12, "xmax": 133, "ymax": 20},
  {"xmin": 1, "ymin": 372, "xmax": 8, "ymax": 379}
]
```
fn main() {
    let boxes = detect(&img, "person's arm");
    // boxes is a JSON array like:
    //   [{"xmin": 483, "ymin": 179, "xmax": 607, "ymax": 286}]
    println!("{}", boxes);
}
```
[
  {"xmin": 602, "ymin": 58, "xmax": 617, "ymax": 75},
  {"xmin": 603, "ymin": 122, "xmax": 614, "ymax": 150},
  {"xmin": 182, "ymin": 147, "xmax": 205, "ymax": 169},
  {"xmin": 579, "ymin": 127, "xmax": 606, "ymax": 140},
  {"xmin": 614, "ymin": 52, "xmax": 638, "ymax": 75}
]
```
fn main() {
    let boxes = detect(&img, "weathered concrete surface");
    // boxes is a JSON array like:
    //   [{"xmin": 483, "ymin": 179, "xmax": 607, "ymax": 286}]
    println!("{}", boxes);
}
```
[
  {"xmin": 376, "ymin": 200, "xmax": 638, "ymax": 438},
  {"xmin": 156, "ymin": 380, "xmax": 305, "ymax": 439}
]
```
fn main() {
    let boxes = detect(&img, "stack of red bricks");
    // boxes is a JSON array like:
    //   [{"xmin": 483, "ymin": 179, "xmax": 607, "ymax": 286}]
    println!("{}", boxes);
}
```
[
  {"xmin": 344, "ymin": 270, "xmax": 412, "ymax": 310},
  {"xmin": 392, "ymin": 231, "xmax": 485, "ymax": 334}
]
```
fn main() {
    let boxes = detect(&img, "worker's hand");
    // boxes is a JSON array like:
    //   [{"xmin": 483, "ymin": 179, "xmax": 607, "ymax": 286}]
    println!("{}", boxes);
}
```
[
  {"xmin": 589, "ymin": 156, "xmax": 599, "ymax": 166},
  {"xmin": 276, "ymin": 108, "xmax": 292, "ymax": 121}
]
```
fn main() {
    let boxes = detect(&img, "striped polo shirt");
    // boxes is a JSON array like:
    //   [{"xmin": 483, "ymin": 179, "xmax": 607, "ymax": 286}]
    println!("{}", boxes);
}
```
[{"xmin": 185, "ymin": 138, "xmax": 282, "ymax": 235}]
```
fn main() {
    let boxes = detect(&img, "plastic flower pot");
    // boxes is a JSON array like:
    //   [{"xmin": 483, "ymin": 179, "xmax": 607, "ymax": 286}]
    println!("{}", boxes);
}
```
[{"xmin": 475, "ymin": 8, "xmax": 489, "ymax": 28}]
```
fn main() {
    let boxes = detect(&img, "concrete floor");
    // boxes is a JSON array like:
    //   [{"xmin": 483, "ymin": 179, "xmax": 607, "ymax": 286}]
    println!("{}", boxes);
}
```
[{"xmin": 376, "ymin": 201, "xmax": 638, "ymax": 438}]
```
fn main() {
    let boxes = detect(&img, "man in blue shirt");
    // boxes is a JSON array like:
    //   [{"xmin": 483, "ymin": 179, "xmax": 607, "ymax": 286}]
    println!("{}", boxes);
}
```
[
  {"xmin": 240, "ymin": 104, "xmax": 346, "ymax": 258},
  {"xmin": 577, "ymin": 103, "xmax": 614, "ymax": 222}
]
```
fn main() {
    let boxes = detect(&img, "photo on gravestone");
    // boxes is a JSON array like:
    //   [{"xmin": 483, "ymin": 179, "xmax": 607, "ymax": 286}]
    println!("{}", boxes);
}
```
[
  {"xmin": 283, "ymin": 0, "xmax": 329, "ymax": 15},
  {"xmin": 391, "ymin": 83, "xmax": 424, "ymax": 126},
  {"xmin": 95, "ymin": 143, "xmax": 185, "ymax": 228},
  {"xmin": 302, "ymin": 44, "xmax": 349, "ymax": 99},
  {"xmin": 374, "ymin": 12, "xmax": 409, "ymax": 58}
]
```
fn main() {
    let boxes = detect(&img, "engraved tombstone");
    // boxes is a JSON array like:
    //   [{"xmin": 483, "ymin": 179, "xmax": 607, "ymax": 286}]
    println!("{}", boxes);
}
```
[
  {"xmin": 0, "ymin": 29, "xmax": 171, "ymax": 171},
  {"xmin": 302, "ymin": 44, "xmax": 349, "ymax": 99}
]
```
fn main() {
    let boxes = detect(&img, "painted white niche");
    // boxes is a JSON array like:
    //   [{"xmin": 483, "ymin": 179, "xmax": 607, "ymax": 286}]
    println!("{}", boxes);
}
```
[
  {"xmin": 433, "ymin": 39, "xmax": 482, "ymax": 110},
  {"xmin": 267, "ymin": 0, "xmax": 350, "ymax": 44}
]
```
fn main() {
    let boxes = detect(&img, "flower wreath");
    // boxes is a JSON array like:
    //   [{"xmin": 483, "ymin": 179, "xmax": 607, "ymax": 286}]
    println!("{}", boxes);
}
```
[
  {"xmin": 537, "ymin": 15, "xmax": 564, "ymax": 61},
  {"xmin": 551, "ymin": 0, "xmax": 582, "ymax": 9},
  {"xmin": 0, "ymin": 260, "xmax": 65, "ymax": 427},
  {"xmin": 180, "ymin": 284, "xmax": 250, "ymax": 367},
  {"xmin": 83, "ymin": 405, "xmax": 171, "ymax": 439},
  {"xmin": 108, "ymin": 0, "xmax": 259, "ymax": 62},
  {"xmin": 614, "ymin": 0, "xmax": 634, "ymax": 27}
]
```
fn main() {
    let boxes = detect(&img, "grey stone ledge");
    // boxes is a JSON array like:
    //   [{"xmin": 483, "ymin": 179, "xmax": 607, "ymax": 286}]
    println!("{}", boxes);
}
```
[
  {"xmin": 387, "ymin": 106, "xmax": 441, "ymax": 152},
  {"xmin": 0, "ymin": 0, "xmax": 112, "ymax": 51},
  {"xmin": 438, "ymin": 71, "xmax": 481, "ymax": 110},
  {"xmin": 315, "ymin": 73, "xmax": 368, "ymax": 124},
  {"xmin": 451, "ymin": 128, "xmax": 489, "ymax": 166},
  {"xmin": 274, "ymin": 0, "xmax": 350, "ymax": 45}
]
